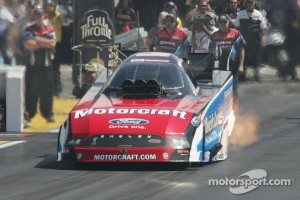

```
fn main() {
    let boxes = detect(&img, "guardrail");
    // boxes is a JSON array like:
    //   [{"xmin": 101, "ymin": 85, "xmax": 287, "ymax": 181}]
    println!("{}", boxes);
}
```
[{"xmin": 0, "ymin": 65, "xmax": 25, "ymax": 132}]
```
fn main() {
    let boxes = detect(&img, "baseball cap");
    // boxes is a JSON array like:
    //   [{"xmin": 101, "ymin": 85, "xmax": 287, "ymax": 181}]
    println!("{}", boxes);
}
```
[
  {"xmin": 164, "ymin": 1, "xmax": 177, "ymax": 12},
  {"xmin": 166, "ymin": 10, "xmax": 177, "ymax": 21},
  {"xmin": 219, "ymin": 15, "xmax": 230, "ymax": 22},
  {"xmin": 33, "ymin": 5, "xmax": 45, "ymax": 16}
]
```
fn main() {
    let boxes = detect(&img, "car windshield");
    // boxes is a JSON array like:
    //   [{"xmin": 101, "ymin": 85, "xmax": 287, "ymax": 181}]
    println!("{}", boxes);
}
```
[{"xmin": 107, "ymin": 62, "xmax": 184, "ymax": 90}]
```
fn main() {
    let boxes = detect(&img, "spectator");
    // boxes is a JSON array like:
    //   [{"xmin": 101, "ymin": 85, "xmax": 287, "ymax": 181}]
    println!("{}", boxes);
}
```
[
  {"xmin": 58, "ymin": 0, "xmax": 73, "ymax": 64},
  {"xmin": 185, "ymin": 0, "xmax": 218, "ymax": 53},
  {"xmin": 210, "ymin": 14, "xmax": 246, "ymax": 101},
  {"xmin": 21, "ymin": 6, "xmax": 57, "ymax": 123},
  {"xmin": 45, "ymin": 0, "xmax": 64, "ymax": 96},
  {"xmin": 146, "ymin": 11, "xmax": 168, "ymax": 50},
  {"xmin": 213, "ymin": 0, "xmax": 228, "ymax": 15},
  {"xmin": 224, "ymin": 0, "xmax": 241, "ymax": 27},
  {"xmin": 163, "ymin": 1, "xmax": 183, "ymax": 28},
  {"xmin": 7, "ymin": 0, "xmax": 39, "ymax": 65},
  {"xmin": 186, "ymin": 0, "xmax": 219, "ymax": 25},
  {"xmin": 0, "ymin": 0, "xmax": 16, "ymax": 65},
  {"xmin": 234, "ymin": 0, "xmax": 267, "ymax": 81},
  {"xmin": 152, "ymin": 11, "xmax": 190, "ymax": 58},
  {"xmin": 283, "ymin": 0, "xmax": 300, "ymax": 80},
  {"xmin": 115, "ymin": 0, "xmax": 137, "ymax": 34}
]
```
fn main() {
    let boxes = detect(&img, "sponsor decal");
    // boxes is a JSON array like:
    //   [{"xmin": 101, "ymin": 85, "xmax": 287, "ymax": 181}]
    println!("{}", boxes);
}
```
[
  {"xmin": 148, "ymin": 139, "xmax": 161, "ymax": 144},
  {"xmin": 204, "ymin": 151, "xmax": 210, "ymax": 162},
  {"xmin": 74, "ymin": 108, "xmax": 187, "ymax": 120},
  {"xmin": 191, "ymin": 116, "xmax": 201, "ymax": 127},
  {"xmin": 204, "ymin": 111, "xmax": 223, "ymax": 133},
  {"xmin": 108, "ymin": 125, "xmax": 146, "ymax": 129},
  {"xmin": 94, "ymin": 154, "xmax": 157, "ymax": 161},
  {"xmin": 91, "ymin": 137, "xmax": 98, "ymax": 145},
  {"xmin": 109, "ymin": 118, "xmax": 149, "ymax": 125},
  {"xmin": 98, "ymin": 134, "xmax": 152, "ymax": 139},
  {"xmin": 130, "ymin": 59, "xmax": 171, "ymax": 63},
  {"xmin": 205, "ymin": 131, "xmax": 217, "ymax": 143},
  {"xmin": 79, "ymin": 9, "xmax": 113, "ymax": 44}
]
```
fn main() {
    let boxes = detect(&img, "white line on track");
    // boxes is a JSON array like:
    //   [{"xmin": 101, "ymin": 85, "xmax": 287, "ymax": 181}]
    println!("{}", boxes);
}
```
[{"xmin": 0, "ymin": 141, "xmax": 26, "ymax": 149}]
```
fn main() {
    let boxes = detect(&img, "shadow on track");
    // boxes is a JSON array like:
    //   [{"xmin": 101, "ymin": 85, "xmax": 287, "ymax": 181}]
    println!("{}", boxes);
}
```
[{"xmin": 35, "ymin": 154, "xmax": 211, "ymax": 171}]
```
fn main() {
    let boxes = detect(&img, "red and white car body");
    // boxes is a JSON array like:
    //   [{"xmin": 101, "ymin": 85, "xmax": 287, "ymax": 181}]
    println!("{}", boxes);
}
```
[{"xmin": 57, "ymin": 52, "xmax": 235, "ymax": 166}]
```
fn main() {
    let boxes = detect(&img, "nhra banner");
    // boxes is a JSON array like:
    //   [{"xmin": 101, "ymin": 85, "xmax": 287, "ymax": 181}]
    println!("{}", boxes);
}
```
[{"xmin": 73, "ymin": 0, "xmax": 115, "ymax": 65}]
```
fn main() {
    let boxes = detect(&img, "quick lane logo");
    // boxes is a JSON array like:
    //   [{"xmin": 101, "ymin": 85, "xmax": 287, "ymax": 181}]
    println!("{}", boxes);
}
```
[
  {"xmin": 79, "ymin": 9, "xmax": 113, "ymax": 44},
  {"xmin": 110, "ymin": 118, "xmax": 149, "ymax": 125},
  {"xmin": 204, "ymin": 111, "xmax": 223, "ymax": 133},
  {"xmin": 74, "ymin": 108, "xmax": 187, "ymax": 119}
]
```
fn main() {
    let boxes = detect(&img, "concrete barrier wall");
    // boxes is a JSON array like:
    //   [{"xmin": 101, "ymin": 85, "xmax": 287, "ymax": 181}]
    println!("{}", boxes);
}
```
[{"xmin": 0, "ymin": 65, "xmax": 25, "ymax": 132}]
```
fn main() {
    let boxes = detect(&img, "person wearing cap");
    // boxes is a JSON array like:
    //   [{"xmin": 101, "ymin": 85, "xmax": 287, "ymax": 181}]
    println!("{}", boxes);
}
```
[
  {"xmin": 163, "ymin": 1, "xmax": 183, "ymax": 29},
  {"xmin": 115, "ymin": 0, "xmax": 137, "ymax": 34},
  {"xmin": 211, "ymin": 14, "xmax": 246, "ymax": 110},
  {"xmin": 234, "ymin": 0, "xmax": 267, "ymax": 81},
  {"xmin": 224, "ymin": 0, "xmax": 241, "ymax": 27},
  {"xmin": 21, "ymin": 6, "xmax": 57, "ymax": 123},
  {"xmin": 152, "ymin": 11, "xmax": 190, "ymax": 58},
  {"xmin": 185, "ymin": 0, "xmax": 218, "ymax": 24},
  {"xmin": 7, "ymin": 1, "xmax": 36, "ymax": 65},
  {"xmin": 58, "ymin": 0, "xmax": 73, "ymax": 64},
  {"xmin": 185, "ymin": 0, "xmax": 218, "ymax": 53},
  {"xmin": 45, "ymin": 0, "xmax": 64, "ymax": 96},
  {"xmin": 146, "ymin": 11, "xmax": 168, "ymax": 50}
]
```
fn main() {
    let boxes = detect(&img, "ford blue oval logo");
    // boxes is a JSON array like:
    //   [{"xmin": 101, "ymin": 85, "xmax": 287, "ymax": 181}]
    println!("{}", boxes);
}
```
[{"xmin": 109, "ymin": 118, "xmax": 149, "ymax": 125}]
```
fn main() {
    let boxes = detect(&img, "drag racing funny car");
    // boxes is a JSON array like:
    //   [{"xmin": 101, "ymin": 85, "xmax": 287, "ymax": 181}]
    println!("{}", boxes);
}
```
[{"xmin": 57, "ymin": 52, "xmax": 235, "ymax": 168}]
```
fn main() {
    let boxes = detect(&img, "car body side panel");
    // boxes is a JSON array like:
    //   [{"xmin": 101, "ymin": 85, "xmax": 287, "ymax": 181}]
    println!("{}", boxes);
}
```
[{"xmin": 189, "ymin": 75, "xmax": 234, "ymax": 162}]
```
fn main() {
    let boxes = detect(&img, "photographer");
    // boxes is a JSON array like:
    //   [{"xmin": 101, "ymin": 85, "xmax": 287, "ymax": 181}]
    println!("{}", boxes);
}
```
[{"xmin": 185, "ymin": 0, "xmax": 218, "ymax": 53}]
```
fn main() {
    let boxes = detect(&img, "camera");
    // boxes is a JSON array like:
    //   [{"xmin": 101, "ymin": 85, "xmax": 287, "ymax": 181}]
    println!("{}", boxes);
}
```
[{"xmin": 193, "ymin": 15, "xmax": 211, "ymax": 32}]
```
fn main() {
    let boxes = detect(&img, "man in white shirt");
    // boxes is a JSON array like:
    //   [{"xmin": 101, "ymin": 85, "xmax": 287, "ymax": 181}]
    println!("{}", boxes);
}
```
[{"xmin": 234, "ymin": 0, "xmax": 267, "ymax": 80}]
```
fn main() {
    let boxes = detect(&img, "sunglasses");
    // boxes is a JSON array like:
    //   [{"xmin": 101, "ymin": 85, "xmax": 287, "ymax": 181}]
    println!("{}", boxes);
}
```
[{"xmin": 230, "ymin": 2, "xmax": 237, "ymax": 4}]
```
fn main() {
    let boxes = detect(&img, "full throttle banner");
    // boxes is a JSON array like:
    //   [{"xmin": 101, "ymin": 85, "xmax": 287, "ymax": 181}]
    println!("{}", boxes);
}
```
[
  {"xmin": 73, "ymin": 0, "xmax": 115, "ymax": 64},
  {"xmin": 79, "ymin": 9, "xmax": 114, "ymax": 44}
]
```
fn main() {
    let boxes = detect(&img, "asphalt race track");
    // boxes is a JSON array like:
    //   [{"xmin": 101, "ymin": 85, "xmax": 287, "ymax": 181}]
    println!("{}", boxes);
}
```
[{"xmin": 0, "ymin": 67, "xmax": 300, "ymax": 200}]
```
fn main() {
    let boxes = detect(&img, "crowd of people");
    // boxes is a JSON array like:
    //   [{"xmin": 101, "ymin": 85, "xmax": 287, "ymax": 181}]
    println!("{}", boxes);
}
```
[
  {"xmin": 142, "ymin": 0, "xmax": 265, "ymax": 87},
  {"xmin": 136, "ymin": 0, "xmax": 298, "ymax": 82},
  {"xmin": 0, "ymin": 0, "xmax": 299, "ymax": 125},
  {"xmin": 0, "ymin": 0, "xmax": 73, "ymax": 124}
]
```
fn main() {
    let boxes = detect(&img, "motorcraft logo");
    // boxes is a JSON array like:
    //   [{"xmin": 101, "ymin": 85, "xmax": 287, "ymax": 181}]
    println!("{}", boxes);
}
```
[
  {"xmin": 79, "ymin": 9, "xmax": 113, "ymax": 44},
  {"xmin": 74, "ymin": 108, "xmax": 187, "ymax": 119},
  {"xmin": 208, "ymin": 169, "xmax": 294, "ymax": 194},
  {"xmin": 110, "ymin": 118, "xmax": 149, "ymax": 125}
]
